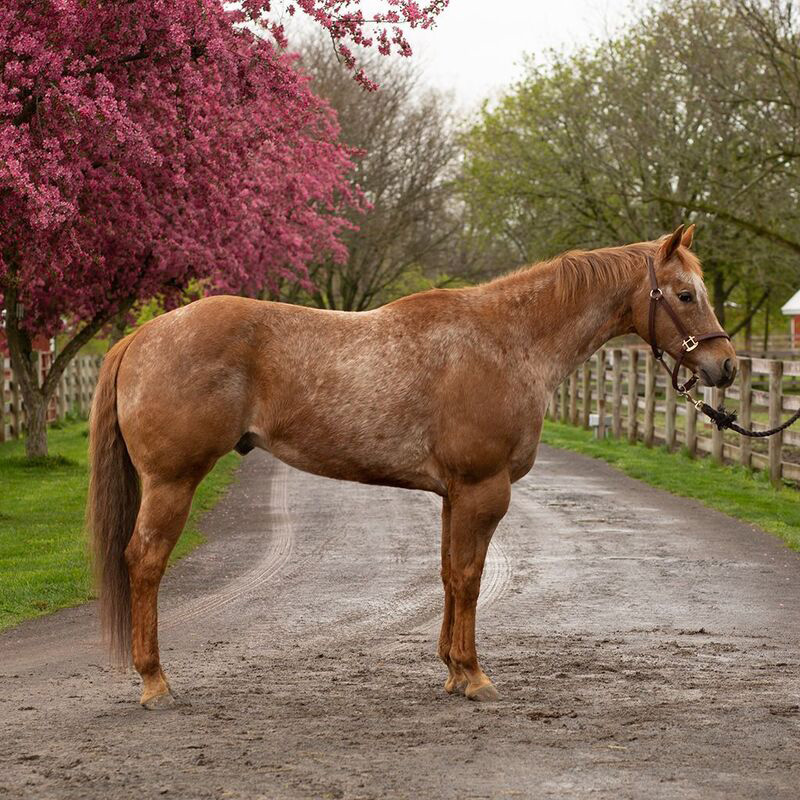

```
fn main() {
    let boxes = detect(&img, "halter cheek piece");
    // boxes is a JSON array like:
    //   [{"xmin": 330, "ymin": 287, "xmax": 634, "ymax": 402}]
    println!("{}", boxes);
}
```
[
  {"xmin": 646, "ymin": 255, "xmax": 731, "ymax": 395},
  {"xmin": 647, "ymin": 254, "xmax": 800, "ymax": 438}
]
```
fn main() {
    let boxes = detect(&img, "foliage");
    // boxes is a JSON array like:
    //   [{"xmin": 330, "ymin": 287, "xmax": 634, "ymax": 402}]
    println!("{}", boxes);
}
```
[
  {"xmin": 541, "ymin": 420, "xmax": 800, "ymax": 553},
  {"xmin": 0, "ymin": 1, "xmax": 368, "ymax": 456},
  {"xmin": 279, "ymin": 36, "xmax": 475, "ymax": 311},
  {"xmin": 0, "ymin": 420, "xmax": 239, "ymax": 631},
  {"xmin": 459, "ymin": 0, "xmax": 800, "ymax": 340}
]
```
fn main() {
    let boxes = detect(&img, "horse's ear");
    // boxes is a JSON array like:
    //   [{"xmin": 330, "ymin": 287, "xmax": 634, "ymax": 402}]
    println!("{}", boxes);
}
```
[
  {"xmin": 681, "ymin": 224, "xmax": 696, "ymax": 249},
  {"xmin": 658, "ymin": 225, "xmax": 685, "ymax": 261}
]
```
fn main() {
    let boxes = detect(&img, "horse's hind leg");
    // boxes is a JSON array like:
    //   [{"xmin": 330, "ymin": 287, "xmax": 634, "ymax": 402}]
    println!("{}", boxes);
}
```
[
  {"xmin": 447, "ymin": 472, "xmax": 510, "ymax": 702},
  {"xmin": 124, "ymin": 476, "xmax": 200, "ymax": 708},
  {"xmin": 437, "ymin": 498, "xmax": 467, "ymax": 694}
]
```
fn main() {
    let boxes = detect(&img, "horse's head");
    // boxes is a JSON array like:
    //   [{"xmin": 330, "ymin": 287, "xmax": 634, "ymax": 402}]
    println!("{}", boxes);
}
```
[{"xmin": 632, "ymin": 225, "xmax": 737, "ymax": 389}]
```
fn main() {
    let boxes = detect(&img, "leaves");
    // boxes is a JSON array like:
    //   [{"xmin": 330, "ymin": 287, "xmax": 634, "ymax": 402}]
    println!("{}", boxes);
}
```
[{"xmin": 459, "ymin": 0, "xmax": 800, "ymax": 327}]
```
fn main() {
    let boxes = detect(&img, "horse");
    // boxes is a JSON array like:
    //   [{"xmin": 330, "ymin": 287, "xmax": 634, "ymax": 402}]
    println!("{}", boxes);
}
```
[{"xmin": 87, "ymin": 225, "xmax": 737, "ymax": 708}]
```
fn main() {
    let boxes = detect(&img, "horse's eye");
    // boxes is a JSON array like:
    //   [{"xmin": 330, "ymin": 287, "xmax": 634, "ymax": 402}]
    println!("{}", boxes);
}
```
[{"xmin": 678, "ymin": 291, "xmax": 693, "ymax": 303}]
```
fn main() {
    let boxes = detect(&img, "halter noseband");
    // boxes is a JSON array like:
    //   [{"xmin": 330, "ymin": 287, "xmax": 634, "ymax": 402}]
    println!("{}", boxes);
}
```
[{"xmin": 646, "ymin": 255, "xmax": 731, "ymax": 395}]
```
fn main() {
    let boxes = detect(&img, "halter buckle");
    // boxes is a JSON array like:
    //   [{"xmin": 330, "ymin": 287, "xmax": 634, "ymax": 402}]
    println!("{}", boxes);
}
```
[
  {"xmin": 682, "ymin": 336, "xmax": 699, "ymax": 352},
  {"xmin": 649, "ymin": 288, "xmax": 663, "ymax": 300}
]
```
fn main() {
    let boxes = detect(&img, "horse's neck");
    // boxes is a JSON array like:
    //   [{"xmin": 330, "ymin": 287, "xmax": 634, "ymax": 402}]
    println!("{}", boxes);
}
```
[{"xmin": 485, "ymin": 260, "xmax": 636, "ymax": 393}]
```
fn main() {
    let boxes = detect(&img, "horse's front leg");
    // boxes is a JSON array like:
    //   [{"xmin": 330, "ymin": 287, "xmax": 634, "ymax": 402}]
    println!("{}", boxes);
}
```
[
  {"xmin": 124, "ymin": 477, "xmax": 198, "ymax": 708},
  {"xmin": 437, "ymin": 498, "xmax": 467, "ymax": 694},
  {"xmin": 447, "ymin": 472, "xmax": 510, "ymax": 701}
]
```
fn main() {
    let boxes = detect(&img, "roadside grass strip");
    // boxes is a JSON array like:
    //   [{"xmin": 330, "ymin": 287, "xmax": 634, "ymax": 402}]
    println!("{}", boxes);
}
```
[
  {"xmin": 541, "ymin": 420, "xmax": 800, "ymax": 553},
  {"xmin": 0, "ymin": 420, "xmax": 239, "ymax": 631}
]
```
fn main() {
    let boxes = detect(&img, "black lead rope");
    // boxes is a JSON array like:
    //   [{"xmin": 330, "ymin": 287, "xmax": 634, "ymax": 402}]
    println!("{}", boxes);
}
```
[{"xmin": 696, "ymin": 401, "xmax": 800, "ymax": 438}]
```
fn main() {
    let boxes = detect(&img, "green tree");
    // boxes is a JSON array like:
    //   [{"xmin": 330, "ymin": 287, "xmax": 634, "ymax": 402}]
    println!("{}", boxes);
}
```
[{"xmin": 459, "ymin": 0, "xmax": 800, "ymax": 340}]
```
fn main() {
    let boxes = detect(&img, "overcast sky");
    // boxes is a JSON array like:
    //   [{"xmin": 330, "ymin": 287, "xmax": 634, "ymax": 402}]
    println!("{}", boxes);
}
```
[
  {"xmin": 278, "ymin": 0, "xmax": 650, "ymax": 110},
  {"xmin": 402, "ymin": 0, "xmax": 647, "ymax": 109}
]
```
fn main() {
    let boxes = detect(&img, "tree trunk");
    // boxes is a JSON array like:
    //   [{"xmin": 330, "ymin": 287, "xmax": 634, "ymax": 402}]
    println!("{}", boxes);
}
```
[
  {"xmin": 21, "ymin": 384, "xmax": 49, "ymax": 458},
  {"xmin": 107, "ymin": 312, "xmax": 128, "ymax": 348},
  {"xmin": 2, "ymin": 277, "xmax": 134, "ymax": 460},
  {"xmin": 2, "ymin": 284, "xmax": 50, "ymax": 457},
  {"xmin": 712, "ymin": 270, "xmax": 726, "ymax": 327},
  {"xmin": 728, "ymin": 288, "xmax": 769, "ymax": 340}
]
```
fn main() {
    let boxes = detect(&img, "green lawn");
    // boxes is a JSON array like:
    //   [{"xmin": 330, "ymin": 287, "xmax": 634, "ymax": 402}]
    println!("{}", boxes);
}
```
[
  {"xmin": 541, "ymin": 420, "xmax": 800, "ymax": 553},
  {"xmin": 0, "ymin": 420, "xmax": 239, "ymax": 631}
]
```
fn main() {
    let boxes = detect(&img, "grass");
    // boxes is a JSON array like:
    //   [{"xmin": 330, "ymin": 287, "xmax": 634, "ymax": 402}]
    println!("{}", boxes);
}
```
[
  {"xmin": 541, "ymin": 420, "xmax": 800, "ymax": 553},
  {"xmin": 0, "ymin": 420, "xmax": 239, "ymax": 631}
]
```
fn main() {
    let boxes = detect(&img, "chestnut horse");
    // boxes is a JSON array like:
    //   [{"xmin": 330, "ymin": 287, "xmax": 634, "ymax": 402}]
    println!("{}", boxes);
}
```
[{"xmin": 88, "ymin": 225, "xmax": 736, "ymax": 708}]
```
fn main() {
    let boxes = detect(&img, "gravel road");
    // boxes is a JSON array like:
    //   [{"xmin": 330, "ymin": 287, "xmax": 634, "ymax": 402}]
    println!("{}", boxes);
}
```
[{"xmin": 1, "ymin": 446, "xmax": 799, "ymax": 799}]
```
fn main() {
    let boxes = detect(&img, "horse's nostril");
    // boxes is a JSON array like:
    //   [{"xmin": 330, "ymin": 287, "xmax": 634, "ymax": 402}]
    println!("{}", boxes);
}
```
[{"xmin": 723, "ymin": 358, "xmax": 733, "ymax": 378}]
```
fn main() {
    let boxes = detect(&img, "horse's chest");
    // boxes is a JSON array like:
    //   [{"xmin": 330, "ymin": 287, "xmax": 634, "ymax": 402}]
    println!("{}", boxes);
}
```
[{"xmin": 509, "ymin": 435, "xmax": 540, "ymax": 483}]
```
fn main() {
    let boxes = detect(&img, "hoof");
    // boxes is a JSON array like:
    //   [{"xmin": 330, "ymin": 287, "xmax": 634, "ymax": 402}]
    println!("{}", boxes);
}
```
[
  {"xmin": 466, "ymin": 682, "xmax": 500, "ymax": 702},
  {"xmin": 141, "ymin": 690, "xmax": 176, "ymax": 710}
]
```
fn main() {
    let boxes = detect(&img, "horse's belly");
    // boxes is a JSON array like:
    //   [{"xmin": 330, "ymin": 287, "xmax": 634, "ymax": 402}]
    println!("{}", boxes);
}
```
[{"xmin": 264, "ymin": 429, "xmax": 443, "ymax": 494}]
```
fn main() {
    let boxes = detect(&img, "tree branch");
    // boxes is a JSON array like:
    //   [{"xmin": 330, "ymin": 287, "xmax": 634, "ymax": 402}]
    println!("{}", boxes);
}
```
[{"xmin": 645, "ymin": 194, "xmax": 800, "ymax": 255}]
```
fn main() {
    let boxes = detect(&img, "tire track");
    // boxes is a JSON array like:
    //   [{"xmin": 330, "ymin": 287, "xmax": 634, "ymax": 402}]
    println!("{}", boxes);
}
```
[
  {"xmin": 162, "ymin": 460, "xmax": 294, "ymax": 628},
  {"xmin": 161, "ymin": 459, "xmax": 513, "ymax": 650},
  {"xmin": 368, "ymin": 495, "xmax": 514, "ymax": 653}
]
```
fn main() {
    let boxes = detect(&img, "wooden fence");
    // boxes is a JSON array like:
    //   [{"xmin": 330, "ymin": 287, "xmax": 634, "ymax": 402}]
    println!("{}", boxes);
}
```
[
  {"xmin": 549, "ymin": 347, "xmax": 800, "ymax": 486},
  {"xmin": 0, "ymin": 354, "xmax": 102, "ymax": 443}
]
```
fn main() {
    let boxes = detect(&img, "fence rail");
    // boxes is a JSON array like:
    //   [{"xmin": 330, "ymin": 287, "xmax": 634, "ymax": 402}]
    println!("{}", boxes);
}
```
[
  {"xmin": 1, "ymin": 354, "xmax": 102, "ymax": 442},
  {"xmin": 549, "ymin": 347, "xmax": 800, "ymax": 487}
]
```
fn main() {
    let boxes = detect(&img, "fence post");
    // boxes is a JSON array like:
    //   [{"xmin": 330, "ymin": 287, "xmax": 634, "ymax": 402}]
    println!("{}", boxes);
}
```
[
  {"xmin": 625, "ymin": 349, "xmax": 638, "ymax": 443},
  {"xmin": 596, "ymin": 349, "xmax": 606, "ymax": 439},
  {"xmin": 644, "ymin": 351, "xmax": 655, "ymax": 447},
  {"xmin": 739, "ymin": 358, "xmax": 752, "ymax": 469},
  {"xmin": 569, "ymin": 371, "xmax": 578, "ymax": 425},
  {"xmin": 686, "ymin": 386, "xmax": 697, "ymax": 458},
  {"xmin": 73, "ymin": 358, "xmax": 82, "ymax": 416},
  {"xmin": 560, "ymin": 379, "xmax": 568, "ymax": 423},
  {"xmin": 665, "ymin": 378, "xmax": 677, "ymax": 451},
  {"xmin": 611, "ymin": 349, "xmax": 622, "ymax": 437},
  {"xmin": 0, "ymin": 360, "xmax": 6, "ymax": 443},
  {"xmin": 712, "ymin": 386, "xmax": 725, "ymax": 463},
  {"xmin": 581, "ymin": 361, "xmax": 591, "ymax": 429},
  {"xmin": 769, "ymin": 360, "xmax": 784, "ymax": 486}
]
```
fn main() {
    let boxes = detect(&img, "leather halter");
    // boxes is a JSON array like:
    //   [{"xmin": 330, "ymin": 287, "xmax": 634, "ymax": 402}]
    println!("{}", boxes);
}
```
[{"xmin": 646, "ymin": 256, "xmax": 731, "ymax": 394}]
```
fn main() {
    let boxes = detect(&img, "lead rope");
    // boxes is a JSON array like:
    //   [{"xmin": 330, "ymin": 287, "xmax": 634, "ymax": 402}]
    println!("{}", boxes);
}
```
[{"xmin": 684, "ymin": 393, "xmax": 800, "ymax": 438}]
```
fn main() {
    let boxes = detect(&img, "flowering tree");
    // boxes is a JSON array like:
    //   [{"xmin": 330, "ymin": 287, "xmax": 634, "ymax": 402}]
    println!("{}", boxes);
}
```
[
  {"xmin": 0, "ymin": 2, "xmax": 347, "ymax": 457},
  {"xmin": 1, "ymin": 0, "xmax": 444, "ymax": 458},
  {"xmin": 243, "ymin": 1, "xmax": 450, "ymax": 89}
]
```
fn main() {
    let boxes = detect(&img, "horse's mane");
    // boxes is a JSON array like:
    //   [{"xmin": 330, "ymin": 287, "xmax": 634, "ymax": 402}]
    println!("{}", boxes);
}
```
[{"xmin": 490, "ymin": 241, "xmax": 702, "ymax": 305}]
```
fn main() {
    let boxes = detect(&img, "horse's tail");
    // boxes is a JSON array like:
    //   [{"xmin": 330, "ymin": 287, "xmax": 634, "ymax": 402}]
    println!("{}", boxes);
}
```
[{"xmin": 87, "ymin": 333, "xmax": 141, "ymax": 665}]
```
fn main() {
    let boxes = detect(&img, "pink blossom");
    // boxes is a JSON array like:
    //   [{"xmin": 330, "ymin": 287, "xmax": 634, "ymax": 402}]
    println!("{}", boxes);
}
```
[{"xmin": 1, "ymin": 0, "xmax": 373, "ymax": 341}]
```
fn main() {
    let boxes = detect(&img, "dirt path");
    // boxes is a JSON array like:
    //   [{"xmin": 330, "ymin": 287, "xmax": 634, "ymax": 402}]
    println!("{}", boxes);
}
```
[{"xmin": 2, "ymin": 447, "xmax": 799, "ymax": 799}]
